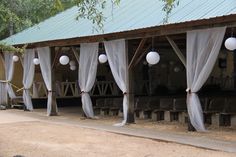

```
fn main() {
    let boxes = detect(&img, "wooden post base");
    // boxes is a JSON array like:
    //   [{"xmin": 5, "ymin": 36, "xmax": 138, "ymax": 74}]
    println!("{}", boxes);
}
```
[{"xmin": 127, "ymin": 112, "xmax": 135, "ymax": 123}]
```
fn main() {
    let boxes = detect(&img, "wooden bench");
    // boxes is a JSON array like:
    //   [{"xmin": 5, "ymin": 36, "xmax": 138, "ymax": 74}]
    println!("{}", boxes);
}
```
[
  {"xmin": 93, "ymin": 99, "xmax": 105, "ymax": 115},
  {"xmin": 160, "ymin": 98, "xmax": 173, "ymax": 122},
  {"xmin": 172, "ymin": 98, "xmax": 187, "ymax": 122},
  {"xmin": 219, "ymin": 98, "xmax": 236, "ymax": 127},
  {"xmin": 134, "ymin": 97, "xmax": 150, "ymax": 119},
  {"xmin": 11, "ymin": 97, "xmax": 25, "ymax": 109},
  {"xmin": 203, "ymin": 97, "xmax": 225, "ymax": 125},
  {"xmin": 101, "ymin": 98, "xmax": 113, "ymax": 116},
  {"xmin": 109, "ymin": 98, "xmax": 123, "ymax": 116}
]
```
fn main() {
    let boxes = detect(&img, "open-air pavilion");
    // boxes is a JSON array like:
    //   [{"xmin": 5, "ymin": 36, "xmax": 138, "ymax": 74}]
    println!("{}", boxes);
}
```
[{"xmin": 0, "ymin": 0, "xmax": 236, "ymax": 132}]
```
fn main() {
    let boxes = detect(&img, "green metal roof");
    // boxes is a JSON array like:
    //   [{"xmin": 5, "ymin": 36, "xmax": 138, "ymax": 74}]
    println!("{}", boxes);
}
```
[{"xmin": 2, "ymin": 0, "xmax": 236, "ymax": 45}]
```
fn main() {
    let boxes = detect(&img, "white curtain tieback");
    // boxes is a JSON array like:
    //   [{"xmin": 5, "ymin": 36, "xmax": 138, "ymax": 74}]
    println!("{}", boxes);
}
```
[
  {"xmin": 0, "ymin": 80, "xmax": 9, "ymax": 83},
  {"xmin": 80, "ymin": 91, "xmax": 88, "ymax": 95},
  {"xmin": 123, "ymin": 92, "xmax": 127, "ymax": 95},
  {"xmin": 186, "ymin": 88, "xmax": 190, "ymax": 92}
]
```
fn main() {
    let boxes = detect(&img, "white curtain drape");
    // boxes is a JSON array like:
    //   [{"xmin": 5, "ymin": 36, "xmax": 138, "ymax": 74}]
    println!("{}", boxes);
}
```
[
  {"xmin": 79, "ymin": 42, "xmax": 98, "ymax": 118},
  {"xmin": 32, "ymin": 82, "xmax": 39, "ymax": 98},
  {"xmin": 37, "ymin": 47, "xmax": 57, "ymax": 115},
  {"xmin": 186, "ymin": 27, "xmax": 226, "ymax": 131},
  {"xmin": 23, "ymin": 49, "xmax": 35, "ymax": 111},
  {"xmin": 104, "ymin": 39, "xmax": 128, "ymax": 126},
  {"xmin": 4, "ymin": 52, "xmax": 17, "ymax": 99}
]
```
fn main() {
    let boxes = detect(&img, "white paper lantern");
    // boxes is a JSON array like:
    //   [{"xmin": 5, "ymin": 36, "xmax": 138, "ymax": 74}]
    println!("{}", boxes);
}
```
[
  {"xmin": 70, "ymin": 65, "xmax": 76, "ymax": 71},
  {"xmin": 13, "ymin": 55, "xmax": 19, "ymax": 62},
  {"xmin": 225, "ymin": 37, "xmax": 236, "ymax": 51},
  {"xmin": 98, "ymin": 54, "xmax": 108, "ymax": 63},
  {"xmin": 146, "ymin": 51, "xmax": 160, "ymax": 65},
  {"xmin": 33, "ymin": 58, "xmax": 40, "ymax": 65},
  {"xmin": 174, "ymin": 66, "xmax": 180, "ymax": 72},
  {"xmin": 59, "ymin": 55, "xmax": 69, "ymax": 65},
  {"xmin": 69, "ymin": 60, "xmax": 76, "ymax": 66}
]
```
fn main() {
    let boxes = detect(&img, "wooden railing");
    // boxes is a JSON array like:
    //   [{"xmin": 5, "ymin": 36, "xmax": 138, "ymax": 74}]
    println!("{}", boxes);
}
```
[{"xmin": 32, "ymin": 81, "xmax": 120, "ymax": 98}]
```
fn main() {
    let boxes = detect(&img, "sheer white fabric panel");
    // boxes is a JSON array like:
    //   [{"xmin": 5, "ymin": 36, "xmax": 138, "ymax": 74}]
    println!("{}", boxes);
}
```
[
  {"xmin": 23, "ymin": 49, "xmax": 35, "ymax": 111},
  {"xmin": 37, "ymin": 47, "xmax": 57, "ymax": 115},
  {"xmin": 4, "ymin": 52, "xmax": 16, "ymax": 99},
  {"xmin": 32, "ymin": 83, "xmax": 39, "ymax": 98},
  {"xmin": 186, "ymin": 27, "xmax": 226, "ymax": 131},
  {"xmin": 104, "ymin": 39, "xmax": 128, "ymax": 126},
  {"xmin": 79, "ymin": 43, "xmax": 98, "ymax": 118}
]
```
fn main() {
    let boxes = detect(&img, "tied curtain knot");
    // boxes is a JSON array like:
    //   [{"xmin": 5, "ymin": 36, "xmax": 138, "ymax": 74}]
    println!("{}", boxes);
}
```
[
  {"xmin": 185, "ymin": 88, "xmax": 197, "ymax": 94},
  {"xmin": 80, "ymin": 91, "xmax": 88, "ymax": 95}
]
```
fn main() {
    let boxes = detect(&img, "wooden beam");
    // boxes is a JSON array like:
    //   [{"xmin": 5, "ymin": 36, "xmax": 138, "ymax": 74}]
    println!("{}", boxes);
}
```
[
  {"xmin": 133, "ymin": 44, "xmax": 151, "ymax": 67},
  {"xmin": 166, "ymin": 36, "xmax": 186, "ymax": 67},
  {"xmin": 0, "ymin": 52, "xmax": 5, "ymax": 66},
  {"xmin": 128, "ymin": 38, "xmax": 147, "ymax": 69},
  {"xmin": 51, "ymin": 47, "xmax": 62, "ymax": 69},
  {"xmin": 72, "ymin": 47, "xmax": 80, "ymax": 63}
]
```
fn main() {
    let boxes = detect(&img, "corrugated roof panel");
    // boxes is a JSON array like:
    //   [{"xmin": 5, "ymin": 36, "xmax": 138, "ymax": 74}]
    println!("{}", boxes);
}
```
[
  {"xmin": 2, "ymin": 0, "xmax": 236, "ymax": 45},
  {"xmin": 201, "ymin": 1, "xmax": 236, "ymax": 18},
  {"xmin": 169, "ymin": 0, "xmax": 208, "ymax": 23},
  {"xmin": 180, "ymin": 0, "xmax": 224, "ymax": 22}
]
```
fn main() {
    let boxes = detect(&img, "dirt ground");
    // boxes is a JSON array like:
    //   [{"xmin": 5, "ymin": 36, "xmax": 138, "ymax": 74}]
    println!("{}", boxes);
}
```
[{"xmin": 0, "ymin": 109, "xmax": 235, "ymax": 157}]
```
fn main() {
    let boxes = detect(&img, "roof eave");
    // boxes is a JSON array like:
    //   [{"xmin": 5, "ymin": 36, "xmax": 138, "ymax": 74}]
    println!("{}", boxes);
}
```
[{"xmin": 12, "ymin": 14, "xmax": 236, "ymax": 48}]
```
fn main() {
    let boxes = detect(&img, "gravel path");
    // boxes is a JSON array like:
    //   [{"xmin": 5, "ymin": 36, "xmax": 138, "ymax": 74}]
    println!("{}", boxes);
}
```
[{"xmin": 0, "ymin": 110, "xmax": 235, "ymax": 157}]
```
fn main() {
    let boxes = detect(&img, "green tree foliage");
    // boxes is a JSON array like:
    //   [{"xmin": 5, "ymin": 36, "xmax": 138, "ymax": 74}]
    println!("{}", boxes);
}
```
[
  {"xmin": 0, "ymin": 0, "xmax": 177, "ymax": 39},
  {"xmin": 75, "ymin": 0, "xmax": 120, "ymax": 32},
  {"xmin": 161, "ymin": 0, "xmax": 179, "ymax": 23},
  {"xmin": 0, "ymin": 0, "xmax": 75, "ymax": 40}
]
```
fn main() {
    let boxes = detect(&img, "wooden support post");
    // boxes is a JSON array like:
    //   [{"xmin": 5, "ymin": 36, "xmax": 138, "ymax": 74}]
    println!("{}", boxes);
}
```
[
  {"xmin": 126, "ymin": 41, "xmax": 135, "ymax": 123},
  {"xmin": 234, "ymin": 50, "xmax": 236, "ymax": 89},
  {"xmin": 127, "ymin": 68, "xmax": 135, "ymax": 123},
  {"xmin": 49, "ymin": 47, "xmax": 58, "ymax": 116},
  {"xmin": 188, "ymin": 117, "xmax": 196, "ymax": 131}
]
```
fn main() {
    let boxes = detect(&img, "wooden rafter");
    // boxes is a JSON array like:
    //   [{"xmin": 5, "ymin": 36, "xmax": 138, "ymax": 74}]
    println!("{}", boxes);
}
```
[
  {"xmin": 133, "ymin": 44, "xmax": 151, "ymax": 68},
  {"xmin": 51, "ymin": 47, "xmax": 62, "ymax": 69},
  {"xmin": 71, "ymin": 47, "xmax": 80, "ymax": 63},
  {"xmin": 166, "ymin": 36, "xmax": 186, "ymax": 67},
  {"xmin": 0, "ymin": 52, "xmax": 6, "ymax": 78},
  {"xmin": 128, "ymin": 38, "xmax": 147, "ymax": 69}
]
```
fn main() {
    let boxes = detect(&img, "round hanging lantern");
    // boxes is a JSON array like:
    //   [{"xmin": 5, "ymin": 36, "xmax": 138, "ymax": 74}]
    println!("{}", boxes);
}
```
[
  {"xmin": 70, "ymin": 65, "xmax": 76, "ymax": 71},
  {"xmin": 59, "ymin": 55, "xmax": 69, "ymax": 65},
  {"xmin": 174, "ymin": 66, "xmax": 180, "ymax": 72},
  {"xmin": 98, "ymin": 54, "xmax": 108, "ymax": 63},
  {"xmin": 69, "ymin": 60, "xmax": 76, "ymax": 66},
  {"xmin": 225, "ymin": 37, "xmax": 236, "ymax": 51},
  {"xmin": 33, "ymin": 58, "xmax": 40, "ymax": 65},
  {"xmin": 13, "ymin": 55, "xmax": 19, "ymax": 62},
  {"xmin": 146, "ymin": 51, "xmax": 160, "ymax": 65}
]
